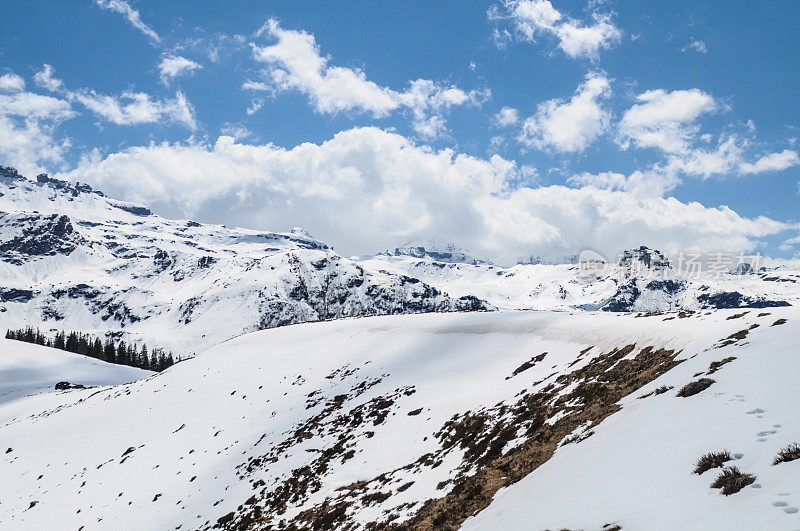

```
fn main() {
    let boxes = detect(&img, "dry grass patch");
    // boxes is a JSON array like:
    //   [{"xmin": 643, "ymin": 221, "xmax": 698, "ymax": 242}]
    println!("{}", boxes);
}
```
[
  {"xmin": 710, "ymin": 467, "xmax": 756, "ymax": 495},
  {"xmin": 694, "ymin": 451, "xmax": 733, "ymax": 475},
  {"xmin": 773, "ymin": 443, "xmax": 800, "ymax": 465},
  {"xmin": 676, "ymin": 378, "xmax": 715, "ymax": 397}
]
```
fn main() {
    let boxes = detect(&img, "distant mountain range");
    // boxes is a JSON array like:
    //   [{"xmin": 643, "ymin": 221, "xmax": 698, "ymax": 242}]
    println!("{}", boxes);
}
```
[{"xmin": 0, "ymin": 165, "xmax": 795, "ymax": 357}]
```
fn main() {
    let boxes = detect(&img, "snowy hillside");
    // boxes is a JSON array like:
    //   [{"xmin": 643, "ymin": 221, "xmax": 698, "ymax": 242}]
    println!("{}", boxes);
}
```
[
  {"xmin": 362, "ymin": 245, "xmax": 799, "ymax": 312},
  {"xmin": 0, "ymin": 166, "xmax": 487, "ymax": 356},
  {"xmin": 0, "ymin": 338, "xmax": 151, "ymax": 418},
  {"xmin": 1, "ymin": 307, "xmax": 797, "ymax": 529}
]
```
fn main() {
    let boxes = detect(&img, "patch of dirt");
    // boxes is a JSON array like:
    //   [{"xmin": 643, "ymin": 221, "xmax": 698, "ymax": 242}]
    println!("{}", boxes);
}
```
[{"xmin": 506, "ymin": 353, "xmax": 547, "ymax": 380}]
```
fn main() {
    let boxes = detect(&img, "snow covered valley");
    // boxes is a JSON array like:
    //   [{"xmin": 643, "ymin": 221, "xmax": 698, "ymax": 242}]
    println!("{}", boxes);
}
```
[{"xmin": 1, "ymin": 307, "xmax": 798, "ymax": 530}]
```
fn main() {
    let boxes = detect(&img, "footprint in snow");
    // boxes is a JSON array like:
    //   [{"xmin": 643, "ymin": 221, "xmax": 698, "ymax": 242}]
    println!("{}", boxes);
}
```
[{"xmin": 772, "ymin": 502, "xmax": 799, "ymax": 514}]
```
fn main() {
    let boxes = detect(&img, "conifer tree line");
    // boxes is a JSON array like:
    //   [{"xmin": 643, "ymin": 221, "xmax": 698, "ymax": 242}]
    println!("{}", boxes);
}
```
[{"xmin": 5, "ymin": 327, "xmax": 175, "ymax": 372}]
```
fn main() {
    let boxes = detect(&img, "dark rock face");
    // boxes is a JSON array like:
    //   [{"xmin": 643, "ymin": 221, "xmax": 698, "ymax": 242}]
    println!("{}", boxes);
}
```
[
  {"xmin": 55, "ymin": 381, "xmax": 86, "ymax": 390},
  {"xmin": 603, "ymin": 282, "xmax": 641, "ymax": 312},
  {"xmin": 0, "ymin": 288, "xmax": 35, "ymax": 303},
  {"xmin": 114, "ymin": 203, "xmax": 151, "ymax": 216},
  {"xmin": 0, "ymin": 213, "xmax": 83, "ymax": 264},
  {"xmin": 618, "ymin": 246, "xmax": 671, "ymax": 271},
  {"xmin": 0, "ymin": 165, "xmax": 25, "ymax": 182},
  {"xmin": 36, "ymin": 173, "xmax": 105, "ymax": 197},
  {"xmin": 698, "ymin": 292, "xmax": 790, "ymax": 309}
]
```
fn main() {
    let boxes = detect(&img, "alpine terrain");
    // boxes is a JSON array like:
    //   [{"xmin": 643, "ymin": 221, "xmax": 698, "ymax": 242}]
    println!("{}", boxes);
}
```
[{"xmin": 0, "ymin": 166, "xmax": 798, "ymax": 530}]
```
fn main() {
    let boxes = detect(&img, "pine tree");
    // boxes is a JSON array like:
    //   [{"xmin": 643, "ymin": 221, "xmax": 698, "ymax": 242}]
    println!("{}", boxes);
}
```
[{"xmin": 104, "ymin": 338, "xmax": 116, "ymax": 363}]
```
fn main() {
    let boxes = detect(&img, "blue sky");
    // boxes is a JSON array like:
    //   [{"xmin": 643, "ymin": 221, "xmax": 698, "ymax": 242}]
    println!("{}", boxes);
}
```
[{"xmin": 1, "ymin": 0, "xmax": 798, "ymax": 262}]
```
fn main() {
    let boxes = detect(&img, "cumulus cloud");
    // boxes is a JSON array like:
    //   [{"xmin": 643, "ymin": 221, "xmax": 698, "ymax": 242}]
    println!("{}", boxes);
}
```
[
  {"xmin": 33, "ymin": 64, "xmax": 64, "ymax": 92},
  {"xmin": 493, "ymin": 106, "xmax": 519, "ymax": 127},
  {"xmin": 94, "ymin": 0, "xmax": 161, "ymax": 44},
  {"xmin": 518, "ymin": 73, "xmax": 610, "ymax": 152},
  {"xmin": 567, "ymin": 168, "xmax": 681, "ymax": 198},
  {"xmin": 33, "ymin": 64, "xmax": 197, "ymax": 129},
  {"xmin": 0, "ymin": 73, "xmax": 75, "ymax": 175},
  {"xmin": 158, "ymin": 56, "xmax": 202, "ymax": 83},
  {"xmin": 739, "ymin": 149, "xmax": 800, "ymax": 174},
  {"xmin": 0, "ymin": 73, "xmax": 25, "ymax": 92},
  {"xmin": 572, "ymin": 134, "xmax": 800, "ymax": 198},
  {"xmin": 57, "ymin": 127, "xmax": 790, "ymax": 263},
  {"xmin": 613, "ymin": 88, "xmax": 800, "ymax": 186},
  {"xmin": 668, "ymin": 137, "xmax": 799, "ymax": 179},
  {"xmin": 72, "ymin": 89, "xmax": 196, "ymax": 128},
  {"xmin": 494, "ymin": 0, "xmax": 622, "ymax": 59},
  {"xmin": 618, "ymin": 88, "xmax": 717, "ymax": 153},
  {"xmin": 249, "ymin": 19, "xmax": 488, "ymax": 138}
]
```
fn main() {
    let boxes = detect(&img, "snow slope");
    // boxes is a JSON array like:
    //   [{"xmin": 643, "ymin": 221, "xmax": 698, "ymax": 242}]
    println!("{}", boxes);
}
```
[
  {"xmin": 0, "ymin": 338, "xmax": 152, "ymax": 428},
  {"xmin": 464, "ymin": 311, "xmax": 800, "ymax": 530},
  {"xmin": 1, "ymin": 308, "xmax": 796, "ymax": 529}
]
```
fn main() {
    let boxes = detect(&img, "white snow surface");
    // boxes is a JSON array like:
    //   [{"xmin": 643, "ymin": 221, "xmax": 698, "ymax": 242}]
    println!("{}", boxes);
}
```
[
  {"xmin": 1, "ymin": 307, "xmax": 798, "ymax": 529},
  {"xmin": 0, "ymin": 338, "xmax": 151, "ymax": 419},
  {"xmin": 464, "ymin": 312, "xmax": 800, "ymax": 530}
]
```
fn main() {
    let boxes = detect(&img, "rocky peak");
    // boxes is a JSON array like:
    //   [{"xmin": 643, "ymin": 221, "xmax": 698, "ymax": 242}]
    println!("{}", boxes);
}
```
[
  {"xmin": 36, "ymin": 173, "xmax": 105, "ymax": 198},
  {"xmin": 390, "ymin": 240, "xmax": 487, "ymax": 265},
  {"xmin": 617, "ymin": 246, "xmax": 671, "ymax": 272}
]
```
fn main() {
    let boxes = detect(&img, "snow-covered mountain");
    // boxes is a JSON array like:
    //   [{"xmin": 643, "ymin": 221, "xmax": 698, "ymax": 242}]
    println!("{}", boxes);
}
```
[
  {"xmin": 362, "ymin": 245, "xmax": 798, "ymax": 312},
  {"xmin": 380, "ymin": 240, "xmax": 488, "ymax": 265},
  {"xmin": 0, "ymin": 164, "xmax": 796, "ymax": 360},
  {"xmin": 1, "ymin": 307, "xmax": 797, "ymax": 530},
  {"xmin": 0, "ymin": 166, "xmax": 488, "ymax": 357}
]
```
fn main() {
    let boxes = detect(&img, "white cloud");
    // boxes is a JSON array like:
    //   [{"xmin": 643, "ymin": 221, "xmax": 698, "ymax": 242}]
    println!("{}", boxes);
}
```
[
  {"xmin": 158, "ymin": 56, "xmax": 202, "ymax": 82},
  {"xmin": 493, "ymin": 106, "xmax": 519, "ymax": 127},
  {"xmin": 618, "ymin": 88, "xmax": 717, "ymax": 153},
  {"xmin": 739, "ymin": 149, "xmax": 800, "ymax": 174},
  {"xmin": 398, "ymin": 79, "xmax": 490, "ymax": 139},
  {"xmin": 33, "ymin": 64, "xmax": 64, "ymax": 92},
  {"xmin": 58, "ymin": 127, "xmax": 790, "ymax": 263},
  {"xmin": 573, "ymin": 135, "xmax": 800, "ymax": 198},
  {"xmin": 32, "ymin": 64, "xmax": 196, "ymax": 129},
  {"xmin": 94, "ymin": 0, "xmax": 161, "ymax": 44},
  {"xmin": 252, "ymin": 19, "xmax": 398, "ymax": 117},
  {"xmin": 220, "ymin": 123, "xmax": 253, "ymax": 141},
  {"xmin": 568, "ymin": 167, "xmax": 681, "ymax": 197},
  {"xmin": 518, "ymin": 73, "xmax": 610, "ymax": 152},
  {"xmin": 0, "ymin": 81, "xmax": 75, "ymax": 175},
  {"xmin": 497, "ymin": 0, "xmax": 622, "ymax": 59},
  {"xmin": 246, "ymin": 98, "xmax": 264, "ymax": 115},
  {"xmin": 0, "ymin": 73, "xmax": 25, "ymax": 92},
  {"xmin": 249, "ymin": 19, "xmax": 487, "ymax": 139},
  {"xmin": 72, "ymin": 89, "xmax": 196, "ymax": 128},
  {"xmin": 242, "ymin": 80, "xmax": 273, "ymax": 92},
  {"xmin": 0, "ymin": 92, "xmax": 74, "ymax": 121},
  {"xmin": 682, "ymin": 39, "xmax": 708, "ymax": 54}
]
